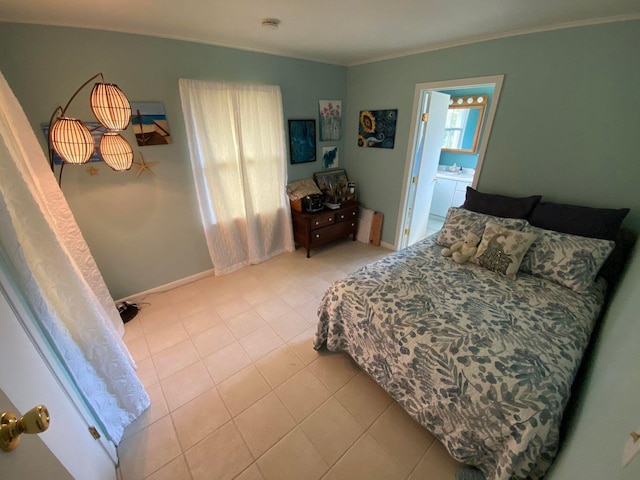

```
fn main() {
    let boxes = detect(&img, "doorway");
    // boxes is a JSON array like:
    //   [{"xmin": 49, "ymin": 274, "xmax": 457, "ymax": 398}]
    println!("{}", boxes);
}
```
[{"xmin": 395, "ymin": 75, "xmax": 504, "ymax": 250}]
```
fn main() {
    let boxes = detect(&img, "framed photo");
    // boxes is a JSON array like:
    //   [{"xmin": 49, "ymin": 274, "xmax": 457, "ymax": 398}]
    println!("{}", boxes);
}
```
[
  {"xmin": 130, "ymin": 102, "xmax": 172, "ymax": 146},
  {"xmin": 288, "ymin": 119, "xmax": 316, "ymax": 164}
]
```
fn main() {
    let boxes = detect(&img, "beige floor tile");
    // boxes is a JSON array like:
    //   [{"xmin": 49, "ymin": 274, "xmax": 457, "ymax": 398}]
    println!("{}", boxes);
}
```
[
  {"xmin": 152, "ymin": 339, "xmax": 199, "ymax": 380},
  {"xmin": 146, "ymin": 322, "xmax": 189, "ymax": 355},
  {"xmin": 287, "ymin": 327, "xmax": 323, "ymax": 365},
  {"xmin": 185, "ymin": 421, "xmax": 253, "ymax": 480},
  {"xmin": 217, "ymin": 365, "xmax": 271, "ymax": 416},
  {"xmin": 135, "ymin": 356, "xmax": 159, "ymax": 388},
  {"xmin": 123, "ymin": 317, "xmax": 144, "ymax": 342},
  {"xmin": 254, "ymin": 345, "xmax": 305, "ymax": 388},
  {"xmin": 161, "ymin": 361, "xmax": 214, "ymax": 411},
  {"xmin": 224, "ymin": 309, "xmax": 267, "ymax": 340},
  {"xmin": 191, "ymin": 322, "xmax": 236, "ymax": 357},
  {"xmin": 275, "ymin": 368, "xmax": 331, "ymax": 422},
  {"xmin": 294, "ymin": 300, "xmax": 323, "ymax": 325},
  {"xmin": 125, "ymin": 336, "xmax": 150, "ymax": 362},
  {"xmin": 181, "ymin": 308, "xmax": 224, "ymax": 337},
  {"xmin": 257, "ymin": 427, "xmax": 329, "ymax": 480},
  {"xmin": 335, "ymin": 371, "xmax": 393, "ymax": 428},
  {"xmin": 266, "ymin": 309, "xmax": 310, "ymax": 342},
  {"xmin": 145, "ymin": 455, "xmax": 191, "ymax": 480},
  {"xmin": 122, "ymin": 382, "xmax": 168, "ymax": 440},
  {"xmin": 242, "ymin": 285, "xmax": 277, "ymax": 307},
  {"xmin": 407, "ymin": 440, "xmax": 461, "ymax": 480},
  {"xmin": 369, "ymin": 402, "xmax": 436, "ymax": 476},
  {"xmin": 166, "ymin": 283, "xmax": 203, "ymax": 305},
  {"xmin": 214, "ymin": 296, "xmax": 253, "ymax": 320},
  {"xmin": 203, "ymin": 341, "xmax": 253, "ymax": 384},
  {"xmin": 172, "ymin": 295, "xmax": 211, "ymax": 320},
  {"xmin": 308, "ymin": 352, "xmax": 361, "ymax": 392},
  {"xmin": 117, "ymin": 415, "xmax": 181, "ymax": 480},
  {"xmin": 172, "ymin": 388, "xmax": 231, "ymax": 450},
  {"xmin": 279, "ymin": 287, "xmax": 316, "ymax": 309},
  {"xmin": 234, "ymin": 392, "xmax": 296, "ymax": 457},
  {"xmin": 300, "ymin": 397, "xmax": 365, "ymax": 465},
  {"xmin": 328, "ymin": 433, "xmax": 405, "ymax": 480},
  {"xmin": 235, "ymin": 464, "xmax": 264, "ymax": 480},
  {"xmin": 138, "ymin": 292, "xmax": 174, "ymax": 312},
  {"xmin": 238, "ymin": 325, "xmax": 284, "ymax": 361},
  {"xmin": 140, "ymin": 304, "xmax": 181, "ymax": 335},
  {"xmin": 254, "ymin": 297, "xmax": 291, "ymax": 322},
  {"xmin": 299, "ymin": 276, "xmax": 332, "ymax": 299}
]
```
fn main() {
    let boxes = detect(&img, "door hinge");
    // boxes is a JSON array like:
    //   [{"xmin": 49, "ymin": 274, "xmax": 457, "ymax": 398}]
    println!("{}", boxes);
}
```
[
  {"xmin": 412, "ymin": 176, "xmax": 418, "ymax": 184},
  {"xmin": 88, "ymin": 426, "xmax": 101, "ymax": 440},
  {"xmin": 421, "ymin": 113, "xmax": 429, "ymax": 122},
  {"xmin": 404, "ymin": 228, "xmax": 410, "ymax": 235}
]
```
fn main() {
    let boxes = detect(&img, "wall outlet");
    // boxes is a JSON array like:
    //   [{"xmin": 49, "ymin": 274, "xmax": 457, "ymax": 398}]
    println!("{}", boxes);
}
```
[{"xmin": 622, "ymin": 427, "xmax": 640, "ymax": 468}]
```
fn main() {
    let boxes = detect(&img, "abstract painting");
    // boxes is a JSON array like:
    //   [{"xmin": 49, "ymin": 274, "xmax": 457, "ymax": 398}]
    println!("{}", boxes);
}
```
[
  {"xmin": 288, "ymin": 119, "xmax": 316, "ymax": 164},
  {"xmin": 319, "ymin": 100, "xmax": 341, "ymax": 141},
  {"xmin": 130, "ymin": 102, "xmax": 172, "ymax": 146},
  {"xmin": 357, "ymin": 109, "xmax": 398, "ymax": 149},
  {"xmin": 322, "ymin": 146, "xmax": 338, "ymax": 169}
]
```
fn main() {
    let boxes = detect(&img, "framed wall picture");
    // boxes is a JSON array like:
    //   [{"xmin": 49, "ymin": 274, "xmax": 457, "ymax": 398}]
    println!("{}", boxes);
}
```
[
  {"xmin": 357, "ymin": 109, "xmax": 398, "ymax": 149},
  {"xmin": 288, "ymin": 119, "xmax": 316, "ymax": 164}
]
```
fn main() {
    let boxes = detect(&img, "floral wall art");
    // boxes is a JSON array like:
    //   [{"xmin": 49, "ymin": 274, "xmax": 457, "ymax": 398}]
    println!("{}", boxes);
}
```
[
  {"xmin": 357, "ymin": 109, "xmax": 398, "ymax": 149},
  {"xmin": 319, "ymin": 100, "xmax": 341, "ymax": 141}
]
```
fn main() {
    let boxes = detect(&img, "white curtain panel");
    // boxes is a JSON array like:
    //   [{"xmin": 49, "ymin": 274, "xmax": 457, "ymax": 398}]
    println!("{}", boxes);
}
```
[
  {"xmin": 179, "ymin": 79, "xmax": 294, "ymax": 275},
  {"xmin": 0, "ymin": 70, "xmax": 149, "ymax": 443}
]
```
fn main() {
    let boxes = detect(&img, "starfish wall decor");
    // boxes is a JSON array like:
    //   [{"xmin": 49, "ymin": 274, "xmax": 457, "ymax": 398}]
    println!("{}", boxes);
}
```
[{"xmin": 132, "ymin": 151, "xmax": 158, "ymax": 179}]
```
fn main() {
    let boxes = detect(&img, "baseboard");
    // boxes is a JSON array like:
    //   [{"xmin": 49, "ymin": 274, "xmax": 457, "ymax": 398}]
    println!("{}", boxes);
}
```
[
  {"xmin": 115, "ymin": 269, "xmax": 215, "ymax": 304},
  {"xmin": 380, "ymin": 241, "xmax": 395, "ymax": 250}
]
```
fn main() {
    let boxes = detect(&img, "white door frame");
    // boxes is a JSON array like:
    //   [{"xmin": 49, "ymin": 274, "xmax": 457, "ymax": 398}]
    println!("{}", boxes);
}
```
[{"xmin": 394, "ymin": 75, "xmax": 505, "ymax": 250}]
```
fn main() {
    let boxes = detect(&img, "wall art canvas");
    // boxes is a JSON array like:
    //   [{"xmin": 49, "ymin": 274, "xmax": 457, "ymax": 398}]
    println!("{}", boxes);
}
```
[
  {"xmin": 42, "ymin": 122, "xmax": 107, "ymax": 165},
  {"xmin": 288, "ymin": 119, "xmax": 316, "ymax": 164},
  {"xmin": 319, "ymin": 100, "xmax": 341, "ymax": 141},
  {"xmin": 130, "ymin": 102, "xmax": 172, "ymax": 146},
  {"xmin": 322, "ymin": 146, "xmax": 338, "ymax": 169},
  {"xmin": 357, "ymin": 109, "xmax": 398, "ymax": 149}
]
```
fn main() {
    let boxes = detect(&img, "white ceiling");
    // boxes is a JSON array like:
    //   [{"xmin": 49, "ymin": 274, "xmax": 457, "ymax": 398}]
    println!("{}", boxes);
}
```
[{"xmin": 1, "ymin": 0, "xmax": 639, "ymax": 65}]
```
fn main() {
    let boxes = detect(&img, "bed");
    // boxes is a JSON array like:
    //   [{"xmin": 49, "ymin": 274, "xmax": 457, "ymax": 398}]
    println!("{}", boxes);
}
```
[{"xmin": 314, "ymin": 196, "xmax": 631, "ymax": 480}]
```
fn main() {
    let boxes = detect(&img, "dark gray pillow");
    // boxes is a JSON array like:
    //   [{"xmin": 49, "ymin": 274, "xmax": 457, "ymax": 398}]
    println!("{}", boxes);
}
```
[
  {"xmin": 527, "ymin": 201, "xmax": 629, "ymax": 241},
  {"xmin": 462, "ymin": 187, "xmax": 541, "ymax": 219}
]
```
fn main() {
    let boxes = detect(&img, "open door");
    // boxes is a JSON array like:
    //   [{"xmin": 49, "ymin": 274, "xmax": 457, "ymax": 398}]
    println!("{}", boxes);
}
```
[
  {"xmin": 402, "ymin": 90, "xmax": 450, "ymax": 248},
  {"xmin": 0, "ymin": 258, "xmax": 117, "ymax": 480}
]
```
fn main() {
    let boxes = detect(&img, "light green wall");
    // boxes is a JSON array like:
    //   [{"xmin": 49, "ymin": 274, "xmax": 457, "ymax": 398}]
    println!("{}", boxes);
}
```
[
  {"xmin": 546, "ymin": 244, "xmax": 640, "ymax": 479},
  {"xmin": 0, "ymin": 23, "xmax": 346, "ymax": 298},
  {"xmin": 344, "ymin": 20, "xmax": 640, "ymax": 245}
]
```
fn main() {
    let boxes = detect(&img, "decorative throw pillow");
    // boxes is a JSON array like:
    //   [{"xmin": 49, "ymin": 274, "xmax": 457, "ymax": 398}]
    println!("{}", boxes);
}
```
[
  {"xmin": 520, "ymin": 224, "xmax": 615, "ymax": 293},
  {"xmin": 436, "ymin": 207, "xmax": 528, "ymax": 247},
  {"xmin": 527, "ymin": 201, "xmax": 629, "ymax": 241},
  {"xmin": 462, "ymin": 187, "xmax": 541, "ymax": 219},
  {"xmin": 474, "ymin": 222, "xmax": 537, "ymax": 280}
]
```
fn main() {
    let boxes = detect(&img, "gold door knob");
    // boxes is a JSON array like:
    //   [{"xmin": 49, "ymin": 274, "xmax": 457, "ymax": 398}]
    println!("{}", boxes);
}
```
[{"xmin": 1, "ymin": 405, "xmax": 50, "ymax": 452}]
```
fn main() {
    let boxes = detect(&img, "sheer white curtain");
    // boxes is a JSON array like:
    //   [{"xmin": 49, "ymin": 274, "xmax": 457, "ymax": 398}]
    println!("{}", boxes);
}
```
[
  {"xmin": 179, "ymin": 79, "xmax": 294, "ymax": 274},
  {"xmin": 0, "ymin": 70, "xmax": 149, "ymax": 443}
]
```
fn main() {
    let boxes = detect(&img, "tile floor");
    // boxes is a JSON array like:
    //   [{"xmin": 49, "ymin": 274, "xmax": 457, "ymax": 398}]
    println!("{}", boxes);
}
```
[{"xmin": 118, "ymin": 238, "xmax": 461, "ymax": 480}]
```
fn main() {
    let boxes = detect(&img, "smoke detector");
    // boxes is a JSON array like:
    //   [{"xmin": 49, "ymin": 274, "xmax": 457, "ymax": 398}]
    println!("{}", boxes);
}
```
[{"xmin": 261, "ymin": 18, "xmax": 280, "ymax": 30}]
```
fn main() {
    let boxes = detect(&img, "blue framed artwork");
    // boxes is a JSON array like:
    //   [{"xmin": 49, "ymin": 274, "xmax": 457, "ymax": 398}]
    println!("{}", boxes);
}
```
[
  {"xmin": 322, "ymin": 146, "xmax": 338, "ymax": 169},
  {"xmin": 288, "ymin": 119, "xmax": 316, "ymax": 164},
  {"xmin": 357, "ymin": 109, "xmax": 398, "ymax": 149}
]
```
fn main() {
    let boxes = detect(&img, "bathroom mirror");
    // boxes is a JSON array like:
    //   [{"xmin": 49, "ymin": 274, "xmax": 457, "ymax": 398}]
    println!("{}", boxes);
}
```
[{"xmin": 442, "ymin": 95, "xmax": 487, "ymax": 153}]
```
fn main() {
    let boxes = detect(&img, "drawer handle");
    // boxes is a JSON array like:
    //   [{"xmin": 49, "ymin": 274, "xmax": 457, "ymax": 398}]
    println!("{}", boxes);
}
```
[
  {"xmin": 340, "ymin": 215, "xmax": 345, "ymax": 219},
  {"xmin": 352, "ymin": 211, "xmax": 356, "ymax": 216},
  {"xmin": 315, "ymin": 221, "xmax": 319, "ymax": 226},
  {"xmin": 315, "ymin": 234, "xmax": 320, "ymax": 238},
  {"xmin": 329, "ymin": 217, "xmax": 333, "ymax": 222},
  {"xmin": 351, "ymin": 223, "xmax": 355, "ymax": 227}
]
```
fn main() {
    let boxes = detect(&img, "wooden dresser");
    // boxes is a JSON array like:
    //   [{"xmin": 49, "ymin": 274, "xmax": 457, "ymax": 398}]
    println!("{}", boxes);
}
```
[{"xmin": 291, "ymin": 201, "xmax": 360, "ymax": 257}]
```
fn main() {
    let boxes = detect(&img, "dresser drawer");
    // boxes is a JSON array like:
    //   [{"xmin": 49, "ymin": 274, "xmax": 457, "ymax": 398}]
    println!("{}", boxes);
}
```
[
  {"xmin": 309, "ymin": 211, "xmax": 336, "ymax": 229},
  {"xmin": 310, "ymin": 220, "xmax": 358, "ymax": 245},
  {"xmin": 335, "ymin": 206, "xmax": 359, "ymax": 223}
]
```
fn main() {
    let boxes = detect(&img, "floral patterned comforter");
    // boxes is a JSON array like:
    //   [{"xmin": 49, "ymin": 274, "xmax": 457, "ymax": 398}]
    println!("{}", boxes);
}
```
[{"xmin": 314, "ymin": 236, "xmax": 606, "ymax": 480}]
